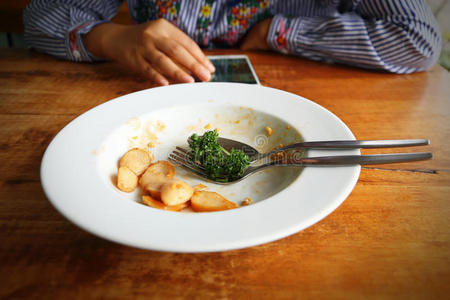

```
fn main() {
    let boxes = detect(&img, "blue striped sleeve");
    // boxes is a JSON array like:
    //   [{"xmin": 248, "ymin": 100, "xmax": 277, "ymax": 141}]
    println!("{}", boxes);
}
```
[
  {"xmin": 267, "ymin": 0, "xmax": 442, "ymax": 73},
  {"xmin": 23, "ymin": 0, "xmax": 123, "ymax": 62}
]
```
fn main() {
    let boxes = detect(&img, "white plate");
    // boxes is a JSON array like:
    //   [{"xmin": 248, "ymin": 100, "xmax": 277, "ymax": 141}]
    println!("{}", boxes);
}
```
[{"xmin": 41, "ymin": 83, "xmax": 360, "ymax": 252}]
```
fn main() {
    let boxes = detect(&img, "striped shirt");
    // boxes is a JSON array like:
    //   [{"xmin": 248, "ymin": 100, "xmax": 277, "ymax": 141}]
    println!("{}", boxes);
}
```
[{"xmin": 23, "ymin": 0, "xmax": 442, "ymax": 73}]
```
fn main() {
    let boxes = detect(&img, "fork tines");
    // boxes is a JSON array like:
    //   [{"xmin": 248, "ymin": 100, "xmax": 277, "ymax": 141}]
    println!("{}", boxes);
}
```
[{"xmin": 168, "ymin": 148, "xmax": 209, "ymax": 179}]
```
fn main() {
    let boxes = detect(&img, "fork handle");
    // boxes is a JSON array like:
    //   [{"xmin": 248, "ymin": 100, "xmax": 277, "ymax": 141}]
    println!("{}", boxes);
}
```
[
  {"xmin": 255, "ymin": 139, "xmax": 430, "ymax": 162},
  {"xmin": 270, "ymin": 152, "xmax": 432, "ymax": 166},
  {"xmin": 291, "ymin": 139, "xmax": 430, "ymax": 149}
]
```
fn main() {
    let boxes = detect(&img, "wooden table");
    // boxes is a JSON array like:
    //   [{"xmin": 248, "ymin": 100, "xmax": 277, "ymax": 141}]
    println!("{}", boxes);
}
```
[{"xmin": 1, "ymin": 48, "xmax": 449, "ymax": 299}]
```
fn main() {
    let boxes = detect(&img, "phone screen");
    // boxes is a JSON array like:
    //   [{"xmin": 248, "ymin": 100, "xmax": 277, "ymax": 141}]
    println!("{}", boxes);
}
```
[{"xmin": 207, "ymin": 55, "xmax": 260, "ymax": 84}]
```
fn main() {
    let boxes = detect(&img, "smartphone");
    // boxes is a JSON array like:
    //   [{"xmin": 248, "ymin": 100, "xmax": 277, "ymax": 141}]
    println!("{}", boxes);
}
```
[{"xmin": 206, "ymin": 55, "xmax": 260, "ymax": 84}]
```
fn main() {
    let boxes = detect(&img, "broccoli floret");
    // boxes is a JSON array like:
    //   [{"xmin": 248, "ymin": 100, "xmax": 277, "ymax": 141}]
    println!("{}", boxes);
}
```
[
  {"xmin": 188, "ymin": 130, "xmax": 250, "ymax": 182},
  {"xmin": 222, "ymin": 148, "xmax": 250, "ymax": 180}
]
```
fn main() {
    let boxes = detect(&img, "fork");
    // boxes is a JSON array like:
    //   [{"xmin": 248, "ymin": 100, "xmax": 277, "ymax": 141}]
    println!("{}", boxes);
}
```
[{"xmin": 168, "ymin": 141, "xmax": 432, "ymax": 184}]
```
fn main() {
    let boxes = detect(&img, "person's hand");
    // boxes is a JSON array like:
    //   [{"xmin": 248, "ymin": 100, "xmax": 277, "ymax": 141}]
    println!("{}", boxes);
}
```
[
  {"xmin": 84, "ymin": 19, "xmax": 215, "ymax": 86},
  {"xmin": 240, "ymin": 18, "xmax": 272, "ymax": 51}
]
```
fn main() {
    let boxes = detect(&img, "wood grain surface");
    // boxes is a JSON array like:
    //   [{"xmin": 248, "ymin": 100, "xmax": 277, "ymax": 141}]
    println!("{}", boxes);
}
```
[{"xmin": 0, "ymin": 48, "xmax": 449, "ymax": 299}]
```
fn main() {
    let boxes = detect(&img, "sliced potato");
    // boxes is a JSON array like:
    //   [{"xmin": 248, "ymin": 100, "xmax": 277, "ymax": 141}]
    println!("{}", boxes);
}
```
[
  {"xmin": 190, "ymin": 191, "xmax": 238, "ymax": 212},
  {"xmin": 160, "ymin": 180, "xmax": 194, "ymax": 206},
  {"xmin": 117, "ymin": 166, "xmax": 138, "ymax": 192},
  {"xmin": 142, "ymin": 195, "xmax": 187, "ymax": 212},
  {"xmin": 119, "ymin": 148, "xmax": 152, "ymax": 176},
  {"xmin": 149, "ymin": 189, "xmax": 162, "ymax": 200},
  {"xmin": 139, "ymin": 161, "xmax": 175, "ymax": 194}
]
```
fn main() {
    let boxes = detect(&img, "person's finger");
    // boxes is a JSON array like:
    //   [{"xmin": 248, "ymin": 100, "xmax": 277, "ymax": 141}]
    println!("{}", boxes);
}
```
[
  {"xmin": 145, "ymin": 50, "xmax": 195, "ymax": 83},
  {"xmin": 171, "ymin": 30, "xmax": 215, "ymax": 73},
  {"xmin": 156, "ymin": 39, "xmax": 211, "ymax": 82},
  {"xmin": 136, "ymin": 55, "xmax": 169, "ymax": 86}
]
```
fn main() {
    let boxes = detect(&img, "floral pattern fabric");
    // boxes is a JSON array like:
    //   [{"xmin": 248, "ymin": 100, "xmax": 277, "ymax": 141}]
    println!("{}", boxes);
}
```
[
  {"xmin": 134, "ymin": 0, "xmax": 181, "ymax": 24},
  {"xmin": 272, "ymin": 17, "xmax": 290, "ymax": 53},
  {"xmin": 132, "ymin": 0, "xmax": 273, "ymax": 47},
  {"xmin": 195, "ymin": 0, "xmax": 214, "ymax": 46},
  {"xmin": 217, "ymin": 0, "xmax": 271, "ymax": 45}
]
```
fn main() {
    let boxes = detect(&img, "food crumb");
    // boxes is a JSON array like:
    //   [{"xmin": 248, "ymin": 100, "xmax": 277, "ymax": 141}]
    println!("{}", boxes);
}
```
[
  {"xmin": 156, "ymin": 120, "xmax": 166, "ymax": 132},
  {"xmin": 241, "ymin": 197, "xmax": 253, "ymax": 206},
  {"xmin": 265, "ymin": 126, "xmax": 274, "ymax": 137},
  {"xmin": 235, "ymin": 120, "xmax": 240, "ymax": 124},
  {"xmin": 204, "ymin": 123, "xmax": 212, "ymax": 129},
  {"xmin": 193, "ymin": 184, "xmax": 207, "ymax": 191}
]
